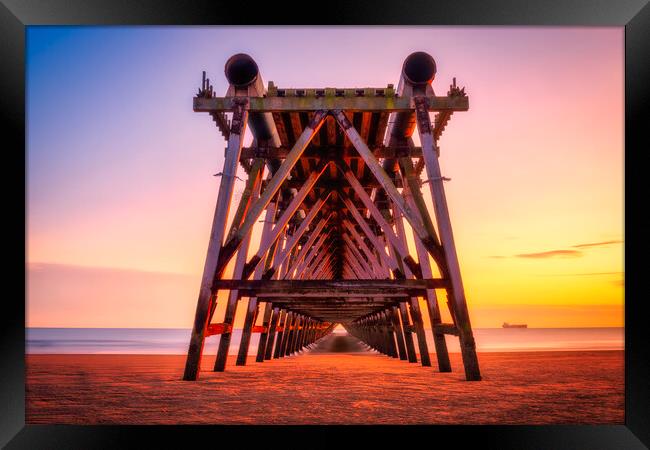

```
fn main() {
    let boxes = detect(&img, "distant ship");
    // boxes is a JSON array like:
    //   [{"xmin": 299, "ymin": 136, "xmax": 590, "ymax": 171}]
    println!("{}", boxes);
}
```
[{"xmin": 502, "ymin": 322, "xmax": 527, "ymax": 328}]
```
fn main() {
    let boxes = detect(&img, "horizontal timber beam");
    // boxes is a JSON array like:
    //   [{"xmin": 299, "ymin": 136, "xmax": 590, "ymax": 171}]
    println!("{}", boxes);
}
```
[
  {"xmin": 194, "ymin": 96, "xmax": 468, "ymax": 113},
  {"xmin": 240, "ymin": 146, "xmax": 423, "ymax": 160},
  {"xmin": 212, "ymin": 279, "xmax": 445, "ymax": 290},
  {"xmin": 265, "ymin": 300, "xmax": 399, "ymax": 305},
  {"xmin": 254, "ymin": 291, "xmax": 417, "ymax": 298},
  {"xmin": 206, "ymin": 323, "xmax": 232, "ymax": 336}
]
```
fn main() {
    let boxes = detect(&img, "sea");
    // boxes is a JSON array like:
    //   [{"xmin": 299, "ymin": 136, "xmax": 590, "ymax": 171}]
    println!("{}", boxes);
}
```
[{"xmin": 26, "ymin": 327, "xmax": 624, "ymax": 355}]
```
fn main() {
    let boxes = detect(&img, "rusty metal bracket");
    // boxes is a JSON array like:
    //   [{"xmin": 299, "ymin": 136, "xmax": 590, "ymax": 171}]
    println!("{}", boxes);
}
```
[
  {"xmin": 310, "ymin": 109, "xmax": 329, "ymax": 128},
  {"xmin": 422, "ymin": 176, "xmax": 451, "ymax": 184},
  {"xmin": 448, "ymin": 77, "xmax": 467, "ymax": 97},
  {"xmin": 331, "ymin": 109, "xmax": 352, "ymax": 130},
  {"xmin": 229, "ymin": 97, "xmax": 249, "ymax": 135},
  {"xmin": 414, "ymin": 97, "xmax": 432, "ymax": 134},
  {"xmin": 213, "ymin": 172, "xmax": 243, "ymax": 181}
]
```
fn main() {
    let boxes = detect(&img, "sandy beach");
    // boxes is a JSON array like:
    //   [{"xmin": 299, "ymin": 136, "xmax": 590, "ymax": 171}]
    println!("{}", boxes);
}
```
[{"xmin": 26, "ymin": 334, "xmax": 624, "ymax": 425}]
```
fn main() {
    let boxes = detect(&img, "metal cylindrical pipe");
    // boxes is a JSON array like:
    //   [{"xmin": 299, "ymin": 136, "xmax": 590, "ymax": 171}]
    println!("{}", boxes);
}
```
[
  {"xmin": 385, "ymin": 51, "xmax": 437, "ymax": 144},
  {"xmin": 224, "ymin": 53, "xmax": 281, "ymax": 147},
  {"xmin": 225, "ymin": 54, "xmax": 261, "ymax": 88}
]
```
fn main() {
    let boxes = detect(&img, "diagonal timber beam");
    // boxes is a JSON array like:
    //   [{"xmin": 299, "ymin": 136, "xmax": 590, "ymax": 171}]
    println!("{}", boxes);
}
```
[
  {"xmin": 399, "ymin": 175, "xmax": 452, "ymax": 370},
  {"xmin": 286, "ymin": 222, "xmax": 331, "ymax": 280},
  {"xmin": 300, "ymin": 239, "xmax": 332, "ymax": 280},
  {"xmin": 345, "ymin": 244, "xmax": 372, "ymax": 278},
  {"xmin": 242, "ymin": 159, "xmax": 329, "ymax": 279},
  {"xmin": 286, "ymin": 218, "xmax": 331, "ymax": 278},
  {"xmin": 213, "ymin": 170, "xmax": 262, "ymax": 372},
  {"xmin": 392, "ymin": 202, "xmax": 432, "ymax": 367},
  {"xmin": 335, "ymin": 158, "xmax": 421, "ymax": 276},
  {"xmin": 397, "ymin": 156, "xmax": 447, "ymax": 275},
  {"xmin": 215, "ymin": 110, "xmax": 327, "ymax": 279},
  {"xmin": 375, "ymin": 235, "xmax": 392, "ymax": 278},
  {"xmin": 263, "ymin": 192, "xmax": 331, "ymax": 280},
  {"xmin": 339, "ymin": 193, "xmax": 402, "ymax": 277},
  {"xmin": 412, "ymin": 225, "xmax": 452, "ymax": 372},
  {"xmin": 223, "ymin": 158, "xmax": 266, "ymax": 245},
  {"xmin": 346, "ymin": 259, "xmax": 365, "ymax": 279},
  {"xmin": 236, "ymin": 199, "xmax": 279, "ymax": 366},
  {"xmin": 342, "ymin": 235, "xmax": 375, "ymax": 278},
  {"xmin": 309, "ymin": 251, "xmax": 332, "ymax": 280},
  {"xmin": 344, "ymin": 229, "xmax": 383, "ymax": 278},
  {"xmin": 333, "ymin": 109, "xmax": 444, "ymax": 269}
]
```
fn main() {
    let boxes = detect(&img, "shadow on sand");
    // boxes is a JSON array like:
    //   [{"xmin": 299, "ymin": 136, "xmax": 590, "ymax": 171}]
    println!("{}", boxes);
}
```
[{"xmin": 307, "ymin": 333, "xmax": 370, "ymax": 353}]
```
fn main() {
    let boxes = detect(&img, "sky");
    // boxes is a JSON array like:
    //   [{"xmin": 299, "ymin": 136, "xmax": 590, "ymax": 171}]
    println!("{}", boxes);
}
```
[{"xmin": 26, "ymin": 26, "xmax": 624, "ymax": 328}]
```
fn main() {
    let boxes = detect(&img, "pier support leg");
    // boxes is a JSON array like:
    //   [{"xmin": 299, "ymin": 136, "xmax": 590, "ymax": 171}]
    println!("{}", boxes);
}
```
[
  {"xmin": 413, "ymin": 234, "xmax": 452, "ymax": 372},
  {"xmin": 273, "ymin": 310, "xmax": 287, "ymax": 359},
  {"xmin": 255, "ymin": 302, "xmax": 273, "ymax": 362},
  {"xmin": 236, "ymin": 297, "xmax": 259, "ymax": 366},
  {"xmin": 183, "ymin": 101, "xmax": 248, "ymax": 381},
  {"xmin": 415, "ymin": 97, "xmax": 481, "ymax": 381},
  {"xmin": 213, "ymin": 166, "xmax": 263, "ymax": 372},
  {"xmin": 236, "ymin": 199, "xmax": 278, "ymax": 366},
  {"xmin": 213, "ymin": 240, "xmax": 251, "ymax": 372},
  {"xmin": 383, "ymin": 311, "xmax": 398, "ymax": 358},
  {"xmin": 264, "ymin": 306, "xmax": 280, "ymax": 360},
  {"xmin": 392, "ymin": 201, "xmax": 432, "ymax": 367},
  {"xmin": 282, "ymin": 313, "xmax": 295, "ymax": 356},
  {"xmin": 399, "ymin": 303, "xmax": 418, "ymax": 363},
  {"xmin": 391, "ymin": 306, "xmax": 408, "ymax": 360}
]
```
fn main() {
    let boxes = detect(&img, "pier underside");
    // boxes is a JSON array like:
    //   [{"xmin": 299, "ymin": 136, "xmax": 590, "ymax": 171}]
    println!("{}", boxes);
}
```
[{"xmin": 183, "ymin": 52, "xmax": 481, "ymax": 381}]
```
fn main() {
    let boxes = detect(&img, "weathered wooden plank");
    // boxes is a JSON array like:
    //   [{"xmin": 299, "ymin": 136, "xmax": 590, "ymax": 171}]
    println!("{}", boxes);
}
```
[
  {"xmin": 435, "ymin": 323, "xmax": 460, "ymax": 336},
  {"xmin": 194, "ymin": 95, "xmax": 468, "ymax": 113},
  {"xmin": 205, "ymin": 323, "xmax": 232, "ymax": 336},
  {"xmin": 290, "ymin": 112, "xmax": 304, "ymax": 146}
]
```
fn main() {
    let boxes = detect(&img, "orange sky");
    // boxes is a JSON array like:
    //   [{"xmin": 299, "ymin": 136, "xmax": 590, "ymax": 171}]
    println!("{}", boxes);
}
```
[{"xmin": 26, "ymin": 27, "xmax": 623, "ymax": 328}]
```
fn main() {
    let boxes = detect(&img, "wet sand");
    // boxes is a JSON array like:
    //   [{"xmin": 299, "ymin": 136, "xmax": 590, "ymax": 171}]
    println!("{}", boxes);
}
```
[{"xmin": 26, "ymin": 334, "xmax": 624, "ymax": 424}]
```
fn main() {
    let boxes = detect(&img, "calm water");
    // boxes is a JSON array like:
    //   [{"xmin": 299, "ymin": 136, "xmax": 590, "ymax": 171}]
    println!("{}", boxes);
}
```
[{"xmin": 26, "ymin": 327, "xmax": 624, "ymax": 355}]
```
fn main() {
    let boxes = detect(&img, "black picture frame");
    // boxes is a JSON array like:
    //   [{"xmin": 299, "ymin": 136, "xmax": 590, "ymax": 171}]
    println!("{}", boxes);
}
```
[{"xmin": 2, "ymin": 0, "xmax": 648, "ymax": 448}]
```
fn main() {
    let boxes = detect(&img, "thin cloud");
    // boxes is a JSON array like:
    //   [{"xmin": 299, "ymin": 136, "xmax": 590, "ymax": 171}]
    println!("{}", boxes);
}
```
[
  {"xmin": 516, "ymin": 250, "xmax": 583, "ymax": 259},
  {"xmin": 536, "ymin": 271, "xmax": 623, "ymax": 277},
  {"xmin": 489, "ymin": 239, "xmax": 622, "ymax": 260},
  {"xmin": 572, "ymin": 240, "xmax": 623, "ymax": 249}
]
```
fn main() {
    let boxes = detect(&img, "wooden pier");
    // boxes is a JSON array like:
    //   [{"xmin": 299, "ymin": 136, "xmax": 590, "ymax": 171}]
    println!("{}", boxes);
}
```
[{"xmin": 183, "ymin": 52, "xmax": 481, "ymax": 381}]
